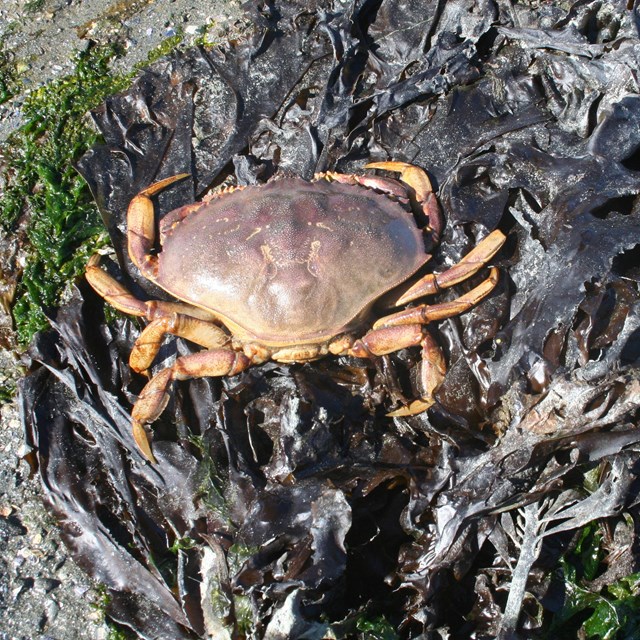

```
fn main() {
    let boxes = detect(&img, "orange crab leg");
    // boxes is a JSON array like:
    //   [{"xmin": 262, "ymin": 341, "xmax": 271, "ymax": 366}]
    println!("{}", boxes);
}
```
[
  {"xmin": 341, "ymin": 325, "xmax": 446, "ymax": 417},
  {"xmin": 86, "ymin": 255, "xmax": 229, "ymax": 373},
  {"xmin": 86, "ymin": 255, "xmax": 150, "ymax": 317},
  {"xmin": 127, "ymin": 173, "xmax": 190, "ymax": 277},
  {"xmin": 391, "ymin": 229, "xmax": 506, "ymax": 306},
  {"xmin": 365, "ymin": 161, "xmax": 443, "ymax": 242},
  {"xmin": 388, "ymin": 333, "xmax": 446, "ymax": 416},
  {"xmin": 375, "ymin": 267, "xmax": 500, "ymax": 329},
  {"xmin": 132, "ymin": 348, "xmax": 251, "ymax": 462},
  {"xmin": 131, "ymin": 313, "xmax": 230, "ymax": 374},
  {"xmin": 349, "ymin": 324, "xmax": 424, "ymax": 357},
  {"xmin": 86, "ymin": 255, "xmax": 218, "ymax": 320}
]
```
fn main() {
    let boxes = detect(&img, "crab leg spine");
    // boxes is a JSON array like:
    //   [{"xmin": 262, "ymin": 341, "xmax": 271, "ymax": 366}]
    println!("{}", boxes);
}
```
[{"xmin": 317, "ymin": 171, "xmax": 410, "ymax": 199}]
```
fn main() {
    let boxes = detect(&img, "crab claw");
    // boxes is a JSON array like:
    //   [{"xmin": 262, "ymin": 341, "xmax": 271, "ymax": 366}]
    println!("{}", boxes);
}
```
[
  {"xmin": 365, "ymin": 161, "xmax": 433, "ymax": 197},
  {"xmin": 132, "ymin": 420, "xmax": 158, "ymax": 464},
  {"xmin": 365, "ymin": 161, "xmax": 442, "ymax": 242}
]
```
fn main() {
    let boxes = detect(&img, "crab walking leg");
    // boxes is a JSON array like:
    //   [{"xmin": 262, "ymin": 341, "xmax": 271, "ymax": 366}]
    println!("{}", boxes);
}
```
[
  {"xmin": 345, "ymin": 325, "xmax": 446, "ymax": 416},
  {"xmin": 375, "ymin": 267, "xmax": 500, "ymax": 329},
  {"xmin": 87, "ymin": 256, "xmax": 230, "ymax": 372},
  {"xmin": 391, "ymin": 230, "xmax": 506, "ymax": 306},
  {"xmin": 127, "ymin": 173, "xmax": 190, "ymax": 276},
  {"xmin": 389, "ymin": 333, "xmax": 446, "ymax": 416},
  {"xmin": 365, "ymin": 161, "xmax": 443, "ymax": 242},
  {"xmin": 132, "ymin": 348, "xmax": 251, "ymax": 462},
  {"xmin": 131, "ymin": 313, "xmax": 230, "ymax": 374},
  {"xmin": 86, "ymin": 255, "xmax": 218, "ymax": 321},
  {"xmin": 86, "ymin": 255, "xmax": 152, "ymax": 317}
]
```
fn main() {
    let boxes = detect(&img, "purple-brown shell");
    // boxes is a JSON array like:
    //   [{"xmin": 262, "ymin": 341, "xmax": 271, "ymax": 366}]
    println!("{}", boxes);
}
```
[{"xmin": 156, "ymin": 178, "xmax": 429, "ymax": 343}]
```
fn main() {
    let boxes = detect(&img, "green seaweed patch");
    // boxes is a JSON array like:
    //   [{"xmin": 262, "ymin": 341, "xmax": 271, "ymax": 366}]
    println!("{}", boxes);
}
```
[
  {"xmin": 0, "ymin": 42, "xmax": 132, "ymax": 344},
  {"xmin": 24, "ymin": 0, "xmax": 46, "ymax": 14},
  {"xmin": 168, "ymin": 535, "xmax": 196, "ymax": 553},
  {"xmin": 142, "ymin": 33, "xmax": 184, "ymax": 66},
  {"xmin": 0, "ymin": 381, "xmax": 17, "ymax": 404},
  {"xmin": 107, "ymin": 627, "xmax": 137, "ymax": 640},
  {"xmin": 355, "ymin": 615, "xmax": 400, "ymax": 639},
  {"xmin": 92, "ymin": 586, "xmax": 136, "ymax": 640},
  {"xmin": 548, "ymin": 521, "xmax": 640, "ymax": 639},
  {"xmin": 0, "ymin": 48, "xmax": 21, "ymax": 104}
]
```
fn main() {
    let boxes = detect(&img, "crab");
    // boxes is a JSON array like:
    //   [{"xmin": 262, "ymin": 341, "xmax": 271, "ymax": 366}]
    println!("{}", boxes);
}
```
[{"xmin": 86, "ymin": 161, "xmax": 506, "ymax": 462}]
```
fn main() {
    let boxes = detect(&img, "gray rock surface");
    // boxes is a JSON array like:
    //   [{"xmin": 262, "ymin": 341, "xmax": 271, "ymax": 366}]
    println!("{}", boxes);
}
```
[
  {"xmin": 0, "ymin": 0, "xmax": 245, "ymax": 143},
  {"xmin": 0, "ymin": 0, "xmax": 244, "ymax": 637}
]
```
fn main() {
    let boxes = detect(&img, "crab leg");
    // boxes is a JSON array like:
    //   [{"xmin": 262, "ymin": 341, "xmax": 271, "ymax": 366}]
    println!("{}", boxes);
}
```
[
  {"xmin": 86, "ymin": 255, "xmax": 153, "ymax": 317},
  {"xmin": 389, "ymin": 333, "xmax": 446, "ymax": 416},
  {"xmin": 86, "ymin": 255, "xmax": 218, "ymax": 321},
  {"xmin": 132, "ymin": 348, "xmax": 251, "ymax": 462},
  {"xmin": 131, "ymin": 314, "xmax": 230, "ymax": 374},
  {"xmin": 390, "ymin": 229, "xmax": 506, "ymax": 307},
  {"xmin": 349, "ymin": 324, "xmax": 424, "ymax": 357},
  {"xmin": 127, "ymin": 173, "xmax": 190, "ymax": 277},
  {"xmin": 317, "ymin": 161, "xmax": 442, "ymax": 242},
  {"xmin": 375, "ymin": 267, "xmax": 500, "ymax": 329},
  {"xmin": 86, "ymin": 256, "xmax": 230, "ymax": 372},
  {"xmin": 344, "ymin": 325, "xmax": 446, "ymax": 417}
]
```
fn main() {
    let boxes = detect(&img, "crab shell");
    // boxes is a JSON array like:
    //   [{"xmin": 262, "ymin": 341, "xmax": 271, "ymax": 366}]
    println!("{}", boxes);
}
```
[{"xmin": 156, "ymin": 177, "xmax": 429, "ymax": 346}]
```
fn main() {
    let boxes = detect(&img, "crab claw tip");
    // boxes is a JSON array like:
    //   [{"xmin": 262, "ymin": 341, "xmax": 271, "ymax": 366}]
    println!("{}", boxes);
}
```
[{"xmin": 132, "ymin": 419, "xmax": 157, "ymax": 464}]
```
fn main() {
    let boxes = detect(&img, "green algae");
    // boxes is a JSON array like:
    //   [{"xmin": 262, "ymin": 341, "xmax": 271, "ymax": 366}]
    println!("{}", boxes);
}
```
[
  {"xmin": 0, "ymin": 43, "xmax": 132, "ymax": 344},
  {"xmin": 0, "ymin": 39, "xmax": 22, "ymax": 104}
]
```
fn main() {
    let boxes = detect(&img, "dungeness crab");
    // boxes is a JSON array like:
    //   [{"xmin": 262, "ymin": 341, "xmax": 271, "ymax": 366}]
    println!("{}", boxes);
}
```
[{"xmin": 86, "ymin": 162, "xmax": 506, "ymax": 462}]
